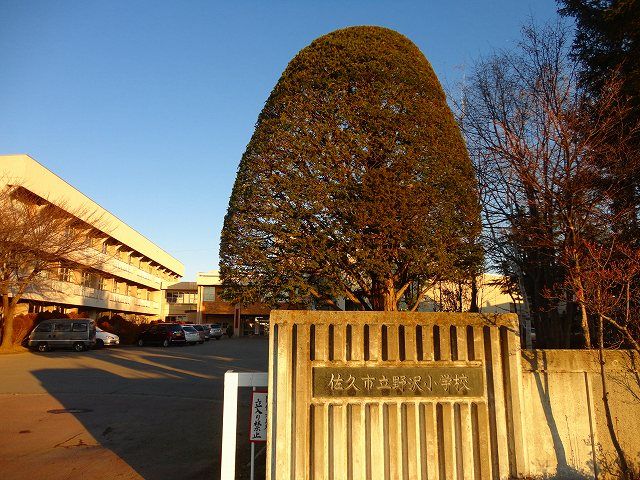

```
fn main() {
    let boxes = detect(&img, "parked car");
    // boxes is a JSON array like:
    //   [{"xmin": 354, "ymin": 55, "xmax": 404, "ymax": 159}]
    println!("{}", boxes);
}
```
[
  {"xmin": 28, "ymin": 318, "xmax": 96, "ymax": 352},
  {"xmin": 199, "ymin": 323, "xmax": 211, "ymax": 341},
  {"xmin": 181, "ymin": 325, "xmax": 200, "ymax": 345},
  {"xmin": 210, "ymin": 323, "xmax": 223, "ymax": 340},
  {"xmin": 136, "ymin": 323, "xmax": 186, "ymax": 347},
  {"xmin": 190, "ymin": 324, "xmax": 206, "ymax": 343},
  {"xmin": 95, "ymin": 327, "xmax": 119, "ymax": 347}
]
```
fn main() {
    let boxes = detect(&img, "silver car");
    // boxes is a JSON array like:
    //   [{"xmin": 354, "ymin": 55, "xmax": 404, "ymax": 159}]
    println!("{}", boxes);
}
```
[
  {"xmin": 95, "ymin": 327, "xmax": 120, "ymax": 347},
  {"xmin": 210, "ymin": 323, "xmax": 223, "ymax": 340},
  {"xmin": 181, "ymin": 325, "xmax": 200, "ymax": 345}
]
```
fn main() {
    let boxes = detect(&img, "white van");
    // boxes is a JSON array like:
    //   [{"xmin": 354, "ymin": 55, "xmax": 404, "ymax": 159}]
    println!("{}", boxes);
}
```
[{"xmin": 28, "ymin": 318, "xmax": 97, "ymax": 352}]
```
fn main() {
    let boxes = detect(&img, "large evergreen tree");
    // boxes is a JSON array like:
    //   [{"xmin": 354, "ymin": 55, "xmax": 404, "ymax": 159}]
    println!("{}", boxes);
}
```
[
  {"xmin": 220, "ymin": 26, "xmax": 482, "ymax": 311},
  {"xmin": 559, "ymin": 0, "xmax": 640, "ymax": 240},
  {"xmin": 559, "ymin": 0, "xmax": 639, "ymax": 103}
]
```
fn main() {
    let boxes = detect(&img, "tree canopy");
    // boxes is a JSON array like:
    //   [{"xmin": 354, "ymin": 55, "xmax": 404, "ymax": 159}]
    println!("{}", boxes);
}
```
[
  {"xmin": 0, "ymin": 185, "xmax": 103, "ymax": 351},
  {"xmin": 559, "ymin": 0, "xmax": 639, "ymax": 103},
  {"xmin": 220, "ymin": 26, "xmax": 482, "ymax": 311},
  {"xmin": 559, "ymin": 1, "xmax": 640, "ymax": 241},
  {"xmin": 459, "ymin": 21, "xmax": 640, "ymax": 348}
]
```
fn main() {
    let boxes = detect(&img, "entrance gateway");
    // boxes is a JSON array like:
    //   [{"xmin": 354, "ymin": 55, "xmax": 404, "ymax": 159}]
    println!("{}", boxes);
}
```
[{"xmin": 266, "ymin": 311, "xmax": 526, "ymax": 480}]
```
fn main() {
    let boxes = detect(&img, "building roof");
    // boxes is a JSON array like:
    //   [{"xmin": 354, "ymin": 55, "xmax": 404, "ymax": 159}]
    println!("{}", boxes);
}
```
[
  {"xmin": 166, "ymin": 281, "xmax": 197, "ymax": 291},
  {"xmin": 197, "ymin": 270, "xmax": 221, "ymax": 286},
  {"xmin": 0, "ymin": 154, "xmax": 184, "ymax": 276}
]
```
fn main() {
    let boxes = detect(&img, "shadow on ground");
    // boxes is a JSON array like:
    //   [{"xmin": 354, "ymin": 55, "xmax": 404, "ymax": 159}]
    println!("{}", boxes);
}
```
[{"xmin": 27, "ymin": 337, "xmax": 268, "ymax": 480}]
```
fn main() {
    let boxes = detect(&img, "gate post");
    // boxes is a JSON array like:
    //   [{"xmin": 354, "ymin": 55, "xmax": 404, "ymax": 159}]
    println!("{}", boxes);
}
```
[{"xmin": 266, "ymin": 311, "xmax": 524, "ymax": 480}]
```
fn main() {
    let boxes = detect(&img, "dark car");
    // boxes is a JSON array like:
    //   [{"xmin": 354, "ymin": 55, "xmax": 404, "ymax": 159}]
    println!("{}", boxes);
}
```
[
  {"xmin": 198, "ymin": 324, "xmax": 212, "ymax": 341},
  {"xmin": 136, "ymin": 323, "xmax": 186, "ymax": 347}
]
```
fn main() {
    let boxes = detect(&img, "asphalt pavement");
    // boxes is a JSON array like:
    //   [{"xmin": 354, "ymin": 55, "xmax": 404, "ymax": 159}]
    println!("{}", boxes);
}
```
[{"xmin": 0, "ymin": 336, "xmax": 269, "ymax": 480}]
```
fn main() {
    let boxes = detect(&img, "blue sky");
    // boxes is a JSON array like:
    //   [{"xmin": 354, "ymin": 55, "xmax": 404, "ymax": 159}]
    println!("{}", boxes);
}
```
[{"xmin": 0, "ymin": 1, "xmax": 561, "ymax": 279}]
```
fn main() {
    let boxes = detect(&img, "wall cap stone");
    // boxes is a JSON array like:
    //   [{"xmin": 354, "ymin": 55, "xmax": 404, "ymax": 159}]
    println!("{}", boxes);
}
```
[
  {"xmin": 270, "ymin": 310, "xmax": 518, "ymax": 328},
  {"xmin": 521, "ymin": 349, "xmax": 639, "ymax": 372}
]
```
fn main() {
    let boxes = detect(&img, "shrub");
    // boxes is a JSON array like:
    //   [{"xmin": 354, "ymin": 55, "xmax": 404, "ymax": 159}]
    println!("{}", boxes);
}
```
[
  {"xmin": 97, "ymin": 314, "xmax": 147, "ymax": 345},
  {"xmin": 13, "ymin": 313, "xmax": 38, "ymax": 347}
]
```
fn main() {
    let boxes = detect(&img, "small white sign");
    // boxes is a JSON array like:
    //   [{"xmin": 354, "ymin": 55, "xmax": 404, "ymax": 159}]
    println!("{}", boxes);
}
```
[{"xmin": 249, "ymin": 391, "xmax": 268, "ymax": 442}]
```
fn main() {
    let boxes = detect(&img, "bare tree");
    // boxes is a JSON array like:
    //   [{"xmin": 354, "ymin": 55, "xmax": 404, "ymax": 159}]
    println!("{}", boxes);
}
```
[
  {"xmin": 576, "ymin": 241, "xmax": 640, "ymax": 479},
  {"xmin": 579, "ymin": 242, "xmax": 640, "ymax": 355},
  {"xmin": 458, "ymin": 21, "xmax": 639, "ymax": 348},
  {"xmin": 459, "ymin": 19, "xmax": 640, "ymax": 475},
  {"xmin": 0, "ymin": 185, "xmax": 105, "ymax": 351}
]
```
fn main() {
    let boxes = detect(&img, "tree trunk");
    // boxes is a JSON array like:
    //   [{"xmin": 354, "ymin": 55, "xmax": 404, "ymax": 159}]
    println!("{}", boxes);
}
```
[
  {"xmin": 597, "ymin": 314, "xmax": 630, "ymax": 479},
  {"xmin": 574, "ymin": 274, "xmax": 592, "ymax": 348},
  {"xmin": 0, "ymin": 296, "xmax": 15, "ymax": 351},
  {"xmin": 469, "ymin": 276, "xmax": 479, "ymax": 313},
  {"xmin": 371, "ymin": 277, "xmax": 397, "ymax": 311},
  {"xmin": 579, "ymin": 301, "xmax": 591, "ymax": 348}
]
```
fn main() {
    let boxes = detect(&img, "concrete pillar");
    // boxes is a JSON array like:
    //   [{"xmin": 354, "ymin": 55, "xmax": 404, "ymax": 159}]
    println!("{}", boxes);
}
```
[{"xmin": 234, "ymin": 306, "xmax": 241, "ymax": 337}]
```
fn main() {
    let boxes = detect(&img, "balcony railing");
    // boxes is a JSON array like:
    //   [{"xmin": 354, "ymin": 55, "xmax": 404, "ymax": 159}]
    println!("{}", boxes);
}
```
[
  {"xmin": 33, "ymin": 281, "xmax": 161, "ymax": 314},
  {"xmin": 110, "ymin": 257, "xmax": 163, "ymax": 287}
]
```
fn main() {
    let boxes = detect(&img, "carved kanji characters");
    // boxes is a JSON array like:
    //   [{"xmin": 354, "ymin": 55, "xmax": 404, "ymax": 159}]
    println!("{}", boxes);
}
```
[
  {"xmin": 361, "ymin": 375, "xmax": 376, "ymax": 391},
  {"xmin": 453, "ymin": 373, "xmax": 470, "ymax": 392},
  {"xmin": 439, "ymin": 374, "xmax": 453, "ymax": 392},
  {"xmin": 328, "ymin": 373, "xmax": 344, "ymax": 391},
  {"xmin": 392, "ymin": 375, "xmax": 407, "ymax": 392},
  {"xmin": 377, "ymin": 375, "xmax": 390, "ymax": 389},
  {"xmin": 345, "ymin": 374, "xmax": 360, "ymax": 391},
  {"xmin": 407, "ymin": 375, "xmax": 424, "ymax": 392}
]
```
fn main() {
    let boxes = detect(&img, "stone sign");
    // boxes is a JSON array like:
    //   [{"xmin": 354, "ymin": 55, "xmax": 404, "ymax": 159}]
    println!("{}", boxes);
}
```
[
  {"xmin": 312, "ymin": 365, "xmax": 484, "ymax": 398},
  {"xmin": 266, "ymin": 311, "xmax": 524, "ymax": 480}
]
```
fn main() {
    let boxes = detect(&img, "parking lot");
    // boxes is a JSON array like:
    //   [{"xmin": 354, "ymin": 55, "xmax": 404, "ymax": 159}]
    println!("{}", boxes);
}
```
[{"xmin": 0, "ymin": 336, "xmax": 268, "ymax": 480}]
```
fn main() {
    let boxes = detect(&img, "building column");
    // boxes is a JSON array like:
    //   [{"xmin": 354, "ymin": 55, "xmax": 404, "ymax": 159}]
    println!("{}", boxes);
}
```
[
  {"xmin": 234, "ymin": 306, "xmax": 241, "ymax": 337},
  {"xmin": 196, "ymin": 285, "xmax": 203, "ymax": 324}
]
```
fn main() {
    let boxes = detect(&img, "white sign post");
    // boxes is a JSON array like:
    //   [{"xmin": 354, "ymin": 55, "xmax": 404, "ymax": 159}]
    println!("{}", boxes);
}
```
[
  {"xmin": 248, "ymin": 390, "xmax": 268, "ymax": 480},
  {"xmin": 249, "ymin": 391, "xmax": 268, "ymax": 442},
  {"xmin": 220, "ymin": 371, "xmax": 268, "ymax": 480}
]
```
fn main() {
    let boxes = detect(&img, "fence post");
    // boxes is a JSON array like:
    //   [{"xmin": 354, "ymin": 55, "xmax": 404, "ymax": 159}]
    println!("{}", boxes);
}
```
[{"xmin": 221, "ymin": 371, "xmax": 239, "ymax": 480}]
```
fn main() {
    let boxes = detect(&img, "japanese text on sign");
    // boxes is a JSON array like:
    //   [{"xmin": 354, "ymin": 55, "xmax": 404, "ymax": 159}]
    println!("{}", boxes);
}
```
[
  {"xmin": 312, "ymin": 366, "xmax": 483, "ymax": 398},
  {"xmin": 249, "ymin": 391, "xmax": 268, "ymax": 442}
]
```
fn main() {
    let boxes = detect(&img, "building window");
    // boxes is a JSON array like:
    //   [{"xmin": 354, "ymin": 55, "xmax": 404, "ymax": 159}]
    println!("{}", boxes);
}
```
[
  {"xmin": 166, "ymin": 291, "xmax": 196, "ymax": 304},
  {"xmin": 58, "ymin": 267, "xmax": 72, "ymax": 283},
  {"xmin": 202, "ymin": 287, "xmax": 215, "ymax": 302},
  {"xmin": 81, "ymin": 271, "xmax": 92, "ymax": 287},
  {"xmin": 111, "ymin": 279, "xmax": 118, "ymax": 293}
]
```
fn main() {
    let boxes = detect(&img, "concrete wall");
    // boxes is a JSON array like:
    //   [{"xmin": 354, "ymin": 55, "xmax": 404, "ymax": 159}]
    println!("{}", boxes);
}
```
[
  {"xmin": 522, "ymin": 350, "xmax": 640, "ymax": 479},
  {"xmin": 265, "ymin": 310, "xmax": 638, "ymax": 479}
]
